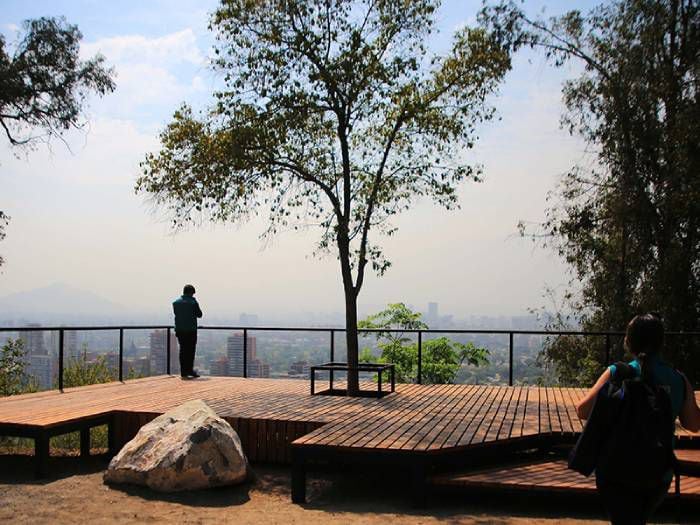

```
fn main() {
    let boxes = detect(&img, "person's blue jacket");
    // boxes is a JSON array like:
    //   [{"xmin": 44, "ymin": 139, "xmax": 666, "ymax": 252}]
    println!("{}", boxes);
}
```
[{"xmin": 172, "ymin": 295, "xmax": 202, "ymax": 332}]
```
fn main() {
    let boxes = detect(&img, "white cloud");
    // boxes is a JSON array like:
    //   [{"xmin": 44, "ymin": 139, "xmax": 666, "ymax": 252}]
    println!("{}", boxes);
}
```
[
  {"xmin": 112, "ymin": 62, "xmax": 188, "ymax": 106},
  {"xmin": 81, "ymin": 28, "xmax": 203, "ymax": 65},
  {"xmin": 79, "ymin": 28, "xmax": 211, "ymax": 114}
]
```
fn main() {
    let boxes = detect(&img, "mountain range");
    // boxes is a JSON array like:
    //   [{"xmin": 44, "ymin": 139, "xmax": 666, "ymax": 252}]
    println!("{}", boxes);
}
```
[{"xmin": 0, "ymin": 283, "xmax": 129, "ymax": 322}]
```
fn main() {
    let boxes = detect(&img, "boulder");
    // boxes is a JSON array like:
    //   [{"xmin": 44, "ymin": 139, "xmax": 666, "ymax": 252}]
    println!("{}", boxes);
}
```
[{"xmin": 104, "ymin": 399, "xmax": 248, "ymax": 491}]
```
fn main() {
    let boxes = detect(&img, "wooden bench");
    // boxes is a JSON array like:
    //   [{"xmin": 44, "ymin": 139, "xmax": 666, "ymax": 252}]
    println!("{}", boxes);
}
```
[{"xmin": 310, "ymin": 362, "xmax": 395, "ymax": 397}]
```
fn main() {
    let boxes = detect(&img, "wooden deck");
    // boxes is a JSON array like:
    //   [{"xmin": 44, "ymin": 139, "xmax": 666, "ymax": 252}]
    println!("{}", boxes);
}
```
[{"xmin": 0, "ymin": 376, "xmax": 698, "ymax": 504}]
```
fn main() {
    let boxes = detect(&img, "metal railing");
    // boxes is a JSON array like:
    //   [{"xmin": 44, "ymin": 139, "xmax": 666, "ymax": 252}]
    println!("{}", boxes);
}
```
[{"xmin": 1, "ymin": 324, "xmax": 698, "ymax": 392}]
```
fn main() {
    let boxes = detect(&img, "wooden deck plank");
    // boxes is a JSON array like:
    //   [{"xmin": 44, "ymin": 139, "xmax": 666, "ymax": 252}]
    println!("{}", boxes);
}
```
[
  {"xmin": 412, "ymin": 384, "xmax": 481, "ymax": 452},
  {"xmin": 384, "ymin": 384, "xmax": 462, "ymax": 449},
  {"xmin": 433, "ymin": 384, "xmax": 493, "ymax": 450},
  {"xmin": 345, "ymin": 384, "xmax": 446, "ymax": 449},
  {"xmin": 510, "ymin": 386, "xmax": 529, "ymax": 439},
  {"xmin": 437, "ymin": 385, "xmax": 495, "ymax": 449}
]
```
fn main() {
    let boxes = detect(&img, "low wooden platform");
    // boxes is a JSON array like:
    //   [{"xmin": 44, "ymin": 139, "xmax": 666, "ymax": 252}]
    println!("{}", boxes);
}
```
[
  {"xmin": 0, "ymin": 375, "xmax": 698, "ymax": 504},
  {"xmin": 429, "ymin": 451, "xmax": 700, "ymax": 500}
]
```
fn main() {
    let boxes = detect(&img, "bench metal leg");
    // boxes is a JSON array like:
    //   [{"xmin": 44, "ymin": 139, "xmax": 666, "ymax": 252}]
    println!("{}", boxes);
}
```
[
  {"xmin": 291, "ymin": 450, "xmax": 307, "ymax": 504},
  {"xmin": 108, "ymin": 417, "xmax": 117, "ymax": 457},
  {"xmin": 80, "ymin": 427, "xmax": 91, "ymax": 457},
  {"xmin": 34, "ymin": 432, "xmax": 49, "ymax": 479}
]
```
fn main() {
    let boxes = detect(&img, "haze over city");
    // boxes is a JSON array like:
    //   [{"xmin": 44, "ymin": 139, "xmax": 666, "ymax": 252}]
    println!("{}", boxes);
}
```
[{"xmin": 0, "ymin": 0, "xmax": 597, "ymax": 322}]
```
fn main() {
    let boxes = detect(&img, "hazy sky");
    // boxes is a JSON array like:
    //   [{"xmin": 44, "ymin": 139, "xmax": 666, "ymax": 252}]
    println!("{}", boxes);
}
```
[{"xmin": 0, "ymin": 0, "xmax": 599, "ymax": 320}]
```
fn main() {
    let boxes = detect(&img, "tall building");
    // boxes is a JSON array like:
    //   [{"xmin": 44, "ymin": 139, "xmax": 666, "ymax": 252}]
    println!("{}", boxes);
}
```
[
  {"xmin": 65, "ymin": 330, "xmax": 78, "ymax": 359},
  {"xmin": 427, "ymin": 302, "xmax": 439, "ymax": 322},
  {"xmin": 28, "ymin": 355, "xmax": 52, "ymax": 389},
  {"xmin": 21, "ymin": 324, "xmax": 53, "ymax": 389},
  {"xmin": 226, "ymin": 332, "xmax": 258, "ymax": 377},
  {"xmin": 49, "ymin": 329, "xmax": 79, "ymax": 359},
  {"xmin": 20, "ymin": 323, "xmax": 46, "ymax": 355},
  {"xmin": 149, "ymin": 330, "xmax": 180, "ymax": 375}
]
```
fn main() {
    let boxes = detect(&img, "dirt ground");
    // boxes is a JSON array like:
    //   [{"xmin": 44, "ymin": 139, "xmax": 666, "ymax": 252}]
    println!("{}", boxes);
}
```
[{"xmin": 0, "ymin": 454, "xmax": 688, "ymax": 524}]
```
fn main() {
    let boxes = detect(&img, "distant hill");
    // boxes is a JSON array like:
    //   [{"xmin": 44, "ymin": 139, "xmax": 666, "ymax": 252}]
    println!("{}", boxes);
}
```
[{"xmin": 0, "ymin": 283, "xmax": 127, "ymax": 321}]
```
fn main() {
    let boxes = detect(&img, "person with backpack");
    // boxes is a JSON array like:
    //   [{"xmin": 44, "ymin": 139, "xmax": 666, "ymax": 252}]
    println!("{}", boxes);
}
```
[{"xmin": 573, "ymin": 313, "xmax": 700, "ymax": 524}]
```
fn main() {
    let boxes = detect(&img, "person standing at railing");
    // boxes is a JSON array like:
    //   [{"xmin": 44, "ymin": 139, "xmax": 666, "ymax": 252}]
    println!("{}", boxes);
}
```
[{"xmin": 172, "ymin": 284, "xmax": 203, "ymax": 379}]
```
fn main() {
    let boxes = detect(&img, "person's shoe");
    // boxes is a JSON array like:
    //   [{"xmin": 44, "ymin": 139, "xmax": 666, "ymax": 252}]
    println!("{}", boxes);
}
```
[
  {"xmin": 189, "ymin": 370, "xmax": 201, "ymax": 378},
  {"xmin": 180, "ymin": 374, "xmax": 192, "ymax": 380}
]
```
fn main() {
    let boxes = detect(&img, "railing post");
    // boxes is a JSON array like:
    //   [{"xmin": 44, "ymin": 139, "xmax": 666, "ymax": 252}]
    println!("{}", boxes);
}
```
[
  {"xmin": 58, "ymin": 328, "xmax": 64, "ymax": 392},
  {"xmin": 508, "ymin": 332, "xmax": 514, "ymax": 386},
  {"xmin": 417, "ymin": 330, "xmax": 422, "ymax": 385},
  {"xmin": 605, "ymin": 334, "xmax": 611, "ymax": 365},
  {"xmin": 243, "ymin": 328, "xmax": 248, "ymax": 378},
  {"xmin": 329, "ymin": 329, "xmax": 335, "ymax": 390},
  {"xmin": 118, "ymin": 328, "xmax": 124, "ymax": 382},
  {"xmin": 166, "ymin": 327, "xmax": 171, "ymax": 375}
]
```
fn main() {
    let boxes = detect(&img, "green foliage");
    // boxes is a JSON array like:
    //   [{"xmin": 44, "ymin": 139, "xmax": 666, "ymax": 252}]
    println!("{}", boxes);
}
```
[
  {"xmin": 360, "ymin": 303, "xmax": 489, "ymax": 384},
  {"xmin": 0, "ymin": 338, "xmax": 37, "ymax": 396},
  {"xmin": 0, "ymin": 17, "xmax": 115, "ymax": 148},
  {"xmin": 61, "ymin": 349, "xmax": 115, "ymax": 389},
  {"xmin": 136, "ymin": 0, "xmax": 509, "ymax": 391},
  {"xmin": 359, "ymin": 302, "xmax": 428, "ymax": 345},
  {"xmin": 482, "ymin": 0, "xmax": 700, "ymax": 385},
  {"xmin": 0, "ymin": 16, "xmax": 115, "ymax": 267}
]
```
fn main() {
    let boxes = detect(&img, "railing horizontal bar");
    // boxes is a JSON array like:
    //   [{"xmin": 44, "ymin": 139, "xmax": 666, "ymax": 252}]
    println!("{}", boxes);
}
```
[{"xmin": 1, "ymin": 325, "xmax": 698, "ymax": 337}]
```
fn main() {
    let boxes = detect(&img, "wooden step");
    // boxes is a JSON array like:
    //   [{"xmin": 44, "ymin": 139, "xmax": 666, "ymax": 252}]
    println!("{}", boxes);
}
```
[{"xmin": 428, "ymin": 458, "xmax": 700, "ymax": 499}]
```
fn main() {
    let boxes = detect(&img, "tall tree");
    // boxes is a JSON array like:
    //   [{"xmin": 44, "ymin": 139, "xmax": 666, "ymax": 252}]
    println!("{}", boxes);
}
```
[
  {"xmin": 137, "ymin": 0, "xmax": 509, "ymax": 394},
  {"xmin": 0, "ymin": 17, "xmax": 115, "ymax": 265},
  {"xmin": 481, "ymin": 0, "xmax": 700, "ymax": 385}
]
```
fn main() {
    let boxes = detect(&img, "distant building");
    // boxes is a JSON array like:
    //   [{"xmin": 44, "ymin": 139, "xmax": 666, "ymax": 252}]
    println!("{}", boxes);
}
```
[
  {"xmin": 149, "ymin": 330, "xmax": 180, "ymax": 375},
  {"xmin": 28, "ymin": 354, "xmax": 52, "ymax": 389},
  {"xmin": 226, "ymin": 332, "xmax": 269, "ymax": 377},
  {"xmin": 20, "ymin": 323, "xmax": 46, "ymax": 355},
  {"xmin": 210, "ymin": 356, "xmax": 230, "ymax": 377},
  {"xmin": 48, "ymin": 328, "xmax": 78, "ymax": 359},
  {"xmin": 21, "ymin": 324, "xmax": 52, "ymax": 388},
  {"xmin": 247, "ymin": 358, "xmax": 270, "ymax": 378},
  {"xmin": 288, "ymin": 360, "xmax": 310, "ymax": 378},
  {"xmin": 427, "ymin": 302, "xmax": 439, "ymax": 322}
]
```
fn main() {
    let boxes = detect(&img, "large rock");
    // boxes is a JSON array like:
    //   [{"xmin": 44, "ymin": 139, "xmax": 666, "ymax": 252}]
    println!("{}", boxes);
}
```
[{"xmin": 104, "ymin": 400, "xmax": 248, "ymax": 491}]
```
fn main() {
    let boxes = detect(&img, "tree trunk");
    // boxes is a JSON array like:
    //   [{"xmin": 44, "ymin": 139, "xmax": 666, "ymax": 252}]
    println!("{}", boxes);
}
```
[
  {"xmin": 344, "ymin": 289, "xmax": 360, "ymax": 395},
  {"xmin": 337, "ymin": 221, "xmax": 360, "ymax": 396}
]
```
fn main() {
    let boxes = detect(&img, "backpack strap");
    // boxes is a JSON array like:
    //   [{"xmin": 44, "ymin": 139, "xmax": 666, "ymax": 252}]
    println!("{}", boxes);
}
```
[{"xmin": 611, "ymin": 361, "xmax": 635, "ymax": 383}]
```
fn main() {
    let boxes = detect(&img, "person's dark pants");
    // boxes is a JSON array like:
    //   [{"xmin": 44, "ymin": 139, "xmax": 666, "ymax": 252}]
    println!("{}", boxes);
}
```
[
  {"xmin": 175, "ymin": 330, "xmax": 197, "ymax": 376},
  {"xmin": 596, "ymin": 478, "xmax": 669, "ymax": 524}
]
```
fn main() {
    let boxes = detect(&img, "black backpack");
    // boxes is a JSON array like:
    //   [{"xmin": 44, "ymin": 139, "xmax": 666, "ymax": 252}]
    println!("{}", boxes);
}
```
[{"xmin": 569, "ymin": 362, "xmax": 676, "ymax": 489}]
